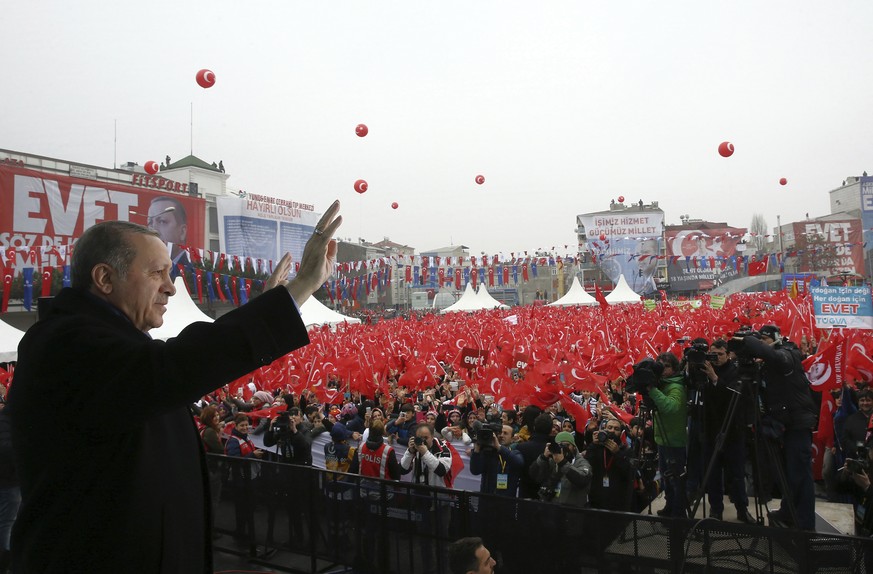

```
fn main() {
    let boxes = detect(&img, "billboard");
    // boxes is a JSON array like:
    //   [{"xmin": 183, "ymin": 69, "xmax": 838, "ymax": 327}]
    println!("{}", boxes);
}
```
[
  {"xmin": 577, "ymin": 211, "xmax": 663, "ymax": 295},
  {"xmin": 665, "ymin": 226, "xmax": 746, "ymax": 291},
  {"xmin": 792, "ymin": 219, "xmax": 864, "ymax": 275},
  {"xmin": 810, "ymin": 285, "xmax": 873, "ymax": 329},
  {"xmin": 0, "ymin": 163, "xmax": 206, "ymax": 268},
  {"xmin": 217, "ymin": 194, "xmax": 321, "ymax": 267}
]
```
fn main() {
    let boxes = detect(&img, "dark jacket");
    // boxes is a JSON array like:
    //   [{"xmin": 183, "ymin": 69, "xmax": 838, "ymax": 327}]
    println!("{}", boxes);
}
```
[
  {"xmin": 0, "ymin": 409, "xmax": 17, "ymax": 488},
  {"xmin": 469, "ymin": 445, "xmax": 524, "ymax": 496},
  {"xmin": 841, "ymin": 411, "xmax": 872, "ymax": 459},
  {"xmin": 744, "ymin": 337, "xmax": 817, "ymax": 431},
  {"xmin": 584, "ymin": 443, "xmax": 634, "ymax": 511},
  {"xmin": 701, "ymin": 360, "xmax": 753, "ymax": 442},
  {"xmin": 516, "ymin": 431, "xmax": 551, "ymax": 499},
  {"xmin": 8, "ymin": 286, "xmax": 309, "ymax": 574}
]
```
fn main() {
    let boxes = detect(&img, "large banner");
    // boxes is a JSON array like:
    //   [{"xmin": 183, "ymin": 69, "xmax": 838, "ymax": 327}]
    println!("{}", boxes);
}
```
[
  {"xmin": 665, "ymin": 226, "xmax": 746, "ymax": 291},
  {"xmin": 861, "ymin": 176, "xmax": 873, "ymax": 269},
  {"xmin": 810, "ymin": 285, "xmax": 873, "ymax": 330},
  {"xmin": 792, "ymin": 219, "xmax": 864, "ymax": 275},
  {"xmin": 217, "ymin": 194, "xmax": 321, "ymax": 268},
  {"xmin": 577, "ymin": 212, "xmax": 663, "ymax": 295},
  {"xmin": 0, "ymin": 164, "xmax": 205, "ymax": 268}
]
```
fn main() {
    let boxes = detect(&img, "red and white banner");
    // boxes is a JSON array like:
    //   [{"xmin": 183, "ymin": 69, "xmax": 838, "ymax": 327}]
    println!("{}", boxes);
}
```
[{"xmin": 0, "ymin": 164, "xmax": 205, "ymax": 267}]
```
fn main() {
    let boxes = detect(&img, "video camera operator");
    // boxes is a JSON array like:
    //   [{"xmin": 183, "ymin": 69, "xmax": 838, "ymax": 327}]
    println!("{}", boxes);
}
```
[
  {"xmin": 698, "ymin": 339, "xmax": 755, "ymax": 522},
  {"xmin": 469, "ymin": 423, "xmax": 523, "ymax": 497},
  {"xmin": 739, "ymin": 325, "xmax": 817, "ymax": 530},
  {"xmin": 584, "ymin": 417, "xmax": 635, "ymax": 511},
  {"xmin": 264, "ymin": 407, "xmax": 312, "ymax": 466},
  {"xmin": 627, "ymin": 353, "xmax": 688, "ymax": 517}
]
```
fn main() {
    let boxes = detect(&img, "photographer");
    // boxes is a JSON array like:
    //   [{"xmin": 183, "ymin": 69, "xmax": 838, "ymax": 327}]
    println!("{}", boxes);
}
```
[
  {"xmin": 636, "ymin": 354, "xmax": 688, "ymax": 518},
  {"xmin": 529, "ymin": 432, "xmax": 593, "ymax": 507},
  {"xmin": 585, "ymin": 417, "xmax": 634, "ymax": 511},
  {"xmin": 469, "ymin": 424, "xmax": 523, "ymax": 497},
  {"xmin": 699, "ymin": 339, "xmax": 755, "ymax": 523},
  {"xmin": 742, "ymin": 325, "xmax": 817, "ymax": 530}
]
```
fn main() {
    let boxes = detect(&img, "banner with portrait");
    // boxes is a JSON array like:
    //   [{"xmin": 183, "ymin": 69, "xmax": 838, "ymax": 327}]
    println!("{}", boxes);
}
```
[
  {"xmin": 577, "ymin": 212, "xmax": 663, "ymax": 295},
  {"xmin": 665, "ymin": 226, "xmax": 746, "ymax": 291},
  {"xmin": 0, "ymin": 163, "xmax": 206, "ymax": 268}
]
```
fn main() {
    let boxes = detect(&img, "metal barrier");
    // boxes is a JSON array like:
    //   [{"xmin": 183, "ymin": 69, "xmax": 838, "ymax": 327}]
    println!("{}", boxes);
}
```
[{"xmin": 209, "ymin": 454, "xmax": 873, "ymax": 573}]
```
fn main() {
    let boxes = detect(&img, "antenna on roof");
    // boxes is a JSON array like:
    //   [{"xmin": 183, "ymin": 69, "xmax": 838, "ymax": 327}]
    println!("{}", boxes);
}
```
[{"xmin": 190, "ymin": 102, "xmax": 194, "ymax": 155}]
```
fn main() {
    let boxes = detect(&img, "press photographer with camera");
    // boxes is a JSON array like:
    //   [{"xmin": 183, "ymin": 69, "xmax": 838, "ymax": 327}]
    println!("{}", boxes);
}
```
[
  {"xmin": 469, "ymin": 423, "xmax": 523, "ymax": 496},
  {"xmin": 584, "ymin": 417, "xmax": 635, "ymax": 511},
  {"xmin": 740, "ymin": 325, "xmax": 817, "ymax": 530},
  {"xmin": 529, "ymin": 432, "xmax": 593, "ymax": 507},
  {"xmin": 628, "ymin": 354, "xmax": 688, "ymax": 517}
]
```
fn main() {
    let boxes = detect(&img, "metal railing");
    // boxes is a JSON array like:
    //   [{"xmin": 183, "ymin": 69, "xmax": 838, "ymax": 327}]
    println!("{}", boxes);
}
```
[{"xmin": 209, "ymin": 454, "xmax": 873, "ymax": 574}]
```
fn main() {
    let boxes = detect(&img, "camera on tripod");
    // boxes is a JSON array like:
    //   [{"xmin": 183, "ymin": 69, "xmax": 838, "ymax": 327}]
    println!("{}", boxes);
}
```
[
  {"xmin": 847, "ymin": 442, "xmax": 871, "ymax": 474},
  {"xmin": 625, "ymin": 358, "xmax": 664, "ymax": 395},
  {"xmin": 683, "ymin": 342, "xmax": 718, "ymax": 366},
  {"xmin": 271, "ymin": 412, "xmax": 293, "ymax": 437}
]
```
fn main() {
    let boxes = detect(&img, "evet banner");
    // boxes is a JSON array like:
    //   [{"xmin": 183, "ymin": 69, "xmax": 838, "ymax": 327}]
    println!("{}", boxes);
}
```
[
  {"xmin": 792, "ymin": 219, "xmax": 864, "ymax": 275},
  {"xmin": 460, "ymin": 348, "xmax": 489, "ymax": 368},
  {"xmin": 810, "ymin": 285, "xmax": 873, "ymax": 329},
  {"xmin": 0, "ymin": 164, "xmax": 205, "ymax": 267}
]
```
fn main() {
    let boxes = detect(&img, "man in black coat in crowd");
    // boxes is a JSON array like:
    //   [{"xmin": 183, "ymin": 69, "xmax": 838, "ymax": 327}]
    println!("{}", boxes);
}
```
[
  {"xmin": 7, "ymin": 202, "xmax": 343, "ymax": 573},
  {"xmin": 516, "ymin": 413, "xmax": 554, "ymax": 499}
]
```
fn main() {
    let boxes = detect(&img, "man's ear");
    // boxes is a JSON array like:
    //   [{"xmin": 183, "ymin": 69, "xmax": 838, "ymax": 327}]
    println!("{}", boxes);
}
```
[
  {"xmin": 91, "ymin": 263, "xmax": 114, "ymax": 295},
  {"xmin": 180, "ymin": 223, "xmax": 188, "ymax": 244}
]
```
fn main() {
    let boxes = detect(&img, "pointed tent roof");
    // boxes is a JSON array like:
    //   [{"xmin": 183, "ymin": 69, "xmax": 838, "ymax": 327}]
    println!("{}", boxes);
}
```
[
  {"xmin": 475, "ymin": 284, "xmax": 508, "ymax": 310},
  {"xmin": 150, "ymin": 277, "xmax": 215, "ymax": 340},
  {"xmin": 440, "ymin": 283, "xmax": 480, "ymax": 314},
  {"xmin": 605, "ymin": 275, "xmax": 643, "ymax": 304},
  {"xmin": 300, "ymin": 297, "xmax": 361, "ymax": 328},
  {"xmin": 166, "ymin": 154, "xmax": 220, "ymax": 172},
  {"xmin": 548, "ymin": 277, "xmax": 597, "ymax": 307},
  {"xmin": 0, "ymin": 319, "xmax": 25, "ymax": 362}
]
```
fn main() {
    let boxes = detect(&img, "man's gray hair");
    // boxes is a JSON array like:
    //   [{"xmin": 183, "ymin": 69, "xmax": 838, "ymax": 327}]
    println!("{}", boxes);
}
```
[{"xmin": 71, "ymin": 221, "xmax": 160, "ymax": 289}]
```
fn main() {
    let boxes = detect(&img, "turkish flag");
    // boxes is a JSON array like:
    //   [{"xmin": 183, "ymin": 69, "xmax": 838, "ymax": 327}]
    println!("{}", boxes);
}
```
[
  {"xmin": 488, "ymin": 267, "xmax": 495, "ymax": 287},
  {"xmin": 802, "ymin": 333, "xmax": 845, "ymax": 392},
  {"xmin": 455, "ymin": 268, "xmax": 462, "ymax": 290},
  {"xmin": 471, "ymin": 268, "xmax": 478, "ymax": 290},
  {"xmin": 503, "ymin": 266, "xmax": 510, "ymax": 285},
  {"xmin": 405, "ymin": 266, "xmax": 412, "ymax": 283},
  {"xmin": 748, "ymin": 257, "xmax": 769, "ymax": 276},
  {"xmin": 438, "ymin": 267, "xmax": 445, "ymax": 285},
  {"xmin": 594, "ymin": 283, "xmax": 609, "ymax": 310},
  {"xmin": 522, "ymin": 264, "xmax": 529, "ymax": 282},
  {"xmin": 41, "ymin": 267, "xmax": 53, "ymax": 298}
]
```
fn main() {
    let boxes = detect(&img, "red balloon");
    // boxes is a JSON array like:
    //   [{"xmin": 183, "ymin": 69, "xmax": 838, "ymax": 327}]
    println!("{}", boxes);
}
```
[
  {"xmin": 195, "ymin": 69, "xmax": 216, "ymax": 89},
  {"xmin": 718, "ymin": 141, "xmax": 734, "ymax": 157},
  {"xmin": 779, "ymin": 177, "xmax": 787, "ymax": 186},
  {"xmin": 144, "ymin": 161, "xmax": 159, "ymax": 175},
  {"xmin": 617, "ymin": 196, "xmax": 625, "ymax": 203},
  {"xmin": 475, "ymin": 175, "xmax": 485, "ymax": 185},
  {"xmin": 391, "ymin": 202, "xmax": 398, "ymax": 209},
  {"xmin": 355, "ymin": 124, "xmax": 368, "ymax": 137},
  {"xmin": 599, "ymin": 234, "xmax": 606, "ymax": 241},
  {"xmin": 354, "ymin": 179, "xmax": 368, "ymax": 194}
]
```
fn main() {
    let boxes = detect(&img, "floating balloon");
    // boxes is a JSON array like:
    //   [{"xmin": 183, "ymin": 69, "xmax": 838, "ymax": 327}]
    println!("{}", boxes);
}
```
[
  {"xmin": 779, "ymin": 177, "xmax": 787, "ymax": 186},
  {"xmin": 391, "ymin": 202, "xmax": 398, "ymax": 209},
  {"xmin": 475, "ymin": 175, "xmax": 485, "ymax": 185},
  {"xmin": 196, "ymin": 69, "xmax": 216, "ymax": 89},
  {"xmin": 718, "ymin": 141, "xmax": 734, "ymax": 157},
  {"xmin": 355, "ymin": 124, "xmax": 368, "ymax": 137},
  {"xmin": 617, "ymin": 196, "xmax": 625, "ymax": 203},
  {"xmin": 599, "ymin": 234, "xmax": 606, "ymax": 241},
  {"xmin": 354, "ymin": 179, "xmax": 368, "ymax": 194},
  {"xmin": 144, "ymin": 161, "xmax": 159, "ymax": 175}
]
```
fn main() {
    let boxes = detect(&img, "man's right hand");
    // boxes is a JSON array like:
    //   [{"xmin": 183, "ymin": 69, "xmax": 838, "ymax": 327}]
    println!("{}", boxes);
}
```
[{"xmin": 286, "ymin": 200, "xmax": 342, "ymax": 305}]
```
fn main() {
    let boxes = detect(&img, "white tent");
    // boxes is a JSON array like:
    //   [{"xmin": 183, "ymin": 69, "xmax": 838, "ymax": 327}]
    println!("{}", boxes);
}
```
[
  {"xmin": 548, "ymin": 277, "xmax": 597, "ymax": 307},
  {"xmin": 475, "ymin": 284, "xmax": 509, "ymax": 310},
  {"xmin": 432, "ymin": 288, "xmax": 456, "ymax": 311},
  {"xmin": 300, "ymin": 297, "xmax": 361, "ymax": 328},
  {"xmin": 150, "ymin": 277, "xmax": 214, "ymax": 340},
  {"xmin": 605, "ymin": 275, "xmax": 643, "ymax": 304},
  {"xmin": 0, "ymin": 319, "xmax": 26, "ymax": 362},
  {"xmin": 440, "ymin": 283, "xmax": 481, "ymax": 314}
]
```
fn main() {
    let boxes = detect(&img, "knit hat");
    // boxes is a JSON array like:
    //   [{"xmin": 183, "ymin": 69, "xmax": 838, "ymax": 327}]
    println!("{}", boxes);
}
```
[
  {"xmin": 252, "ymin": 391, "xmax": 273, "ymax": 405},
  {"xmin": 554, "ymin": 431, "xmax": 577, "ymax": 448},
  {"xmin": 330, "ymin": 422, "xmax": 352, "ymax": 442}
]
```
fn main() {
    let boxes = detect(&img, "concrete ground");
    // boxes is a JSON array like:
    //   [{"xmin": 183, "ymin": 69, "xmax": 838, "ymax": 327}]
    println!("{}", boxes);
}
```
[{"xmin": 646, "ymin": 493, "xmax": 856, "ymax": 535}]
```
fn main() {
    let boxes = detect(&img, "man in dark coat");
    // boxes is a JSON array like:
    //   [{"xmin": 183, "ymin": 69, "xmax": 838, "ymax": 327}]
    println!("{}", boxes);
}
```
[
  {"xmin": 515, "ymin": 413, "xmax": 554, "ymax": 499},
  {"xmin": 7, "ymin": 201, "xmax": 342, "ymax": 573}
]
